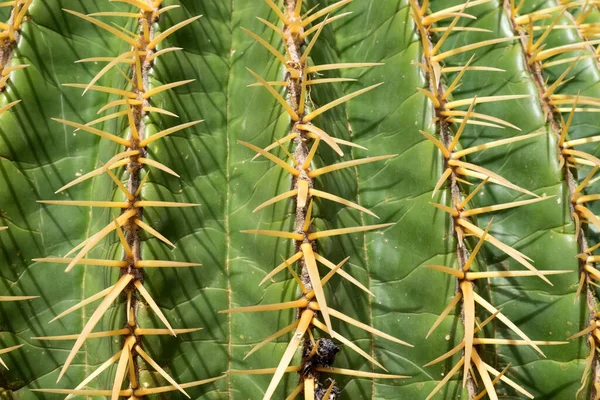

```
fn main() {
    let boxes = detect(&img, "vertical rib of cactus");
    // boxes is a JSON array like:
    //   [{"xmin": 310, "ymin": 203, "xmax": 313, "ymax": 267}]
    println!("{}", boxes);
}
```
[
  {"xmin": 412, "ymin": 1, "xmax": 477, "ymax": 394},
  {"xmin": 503, "ymin": 1, "xmax": 600, "ymax": 394},
  {"xmin": 31, "ymin": 1, "xmax": 222, "ymax": 396},
  {"xmin": 410, "ymin": 1, "xmax": 574, "ymax": 398},
  {"xmin": 233, "ymin": 2, "xmax": 408, "ymax": 398}
]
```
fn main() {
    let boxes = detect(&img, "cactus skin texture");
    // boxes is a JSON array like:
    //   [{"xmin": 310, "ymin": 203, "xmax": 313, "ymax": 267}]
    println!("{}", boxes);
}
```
[{"xmin": 0, "ymin": 0, "xmax": 599, "ymax": 399}]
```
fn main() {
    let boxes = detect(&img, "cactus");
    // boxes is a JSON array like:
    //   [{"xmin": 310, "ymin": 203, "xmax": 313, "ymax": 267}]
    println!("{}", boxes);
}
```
[{"xmin": 0, "ymin": 0, "xmax": 598, "ymax": 399}]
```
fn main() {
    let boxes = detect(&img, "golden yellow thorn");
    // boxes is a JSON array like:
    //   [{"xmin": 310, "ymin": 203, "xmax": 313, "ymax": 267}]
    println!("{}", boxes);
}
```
[
  {"xmin": 1, "ymin": 64, "xmax": 28, "ymax": 76},
  {"xmin": 474, "ymin": 338, "xmax": 567, "ymax": 346},
  {"xmin": 426, "ymin": 292, "xmax": 462, "ymax": 339},
  {"xmin": 418, "ymin": 130, "xmax": 449, "ymax": 158},
  {"xmin": 52, "ymin": 118, "xmax": 131, "ymax": 147},
  {"xmin": 458, "ymin": 218, "xmax": 552, "ymax": 284},
  {"xmin": 306, "ymin": 82, "xmax": 384, "ymax": 121},
  {"xmin": 0, "ymin": 295, "xmax": 37, "ymax": 301},
  {"xmin": 31, "ymin": 257, "xmax": 127, "ymax": 268},
  {"xmin": 426, "ymin": 357, "xmax": 465, "ymax": 400},
  {"xmin": 306, "ymin": 62, "xmax": 383, "ymax": 74},
  {"xmin": 256, "ymin": 16, "xmax": 285, "ymax": 40},
  {"xmin": 307, "ymin": 222, "xmax": 394, "ymax": 240},
  {"xmin": 138, "ymin": 157, "xmax": 180, "ymax": 178},
  {"xmin": 247, "ymin": 68, "xmax": 300, "ymax": 120},
  {"xmin": 310, "ymin": 188, "xmax": 378, "ymax": 218},
  {"xmin": 313, "ymin": 252, "xmax": 374, "ymax": 296},
  {"xmin": 230, "ymin": 365, "xmax": 302, "ymax": 375},
  {"xmin": 63, "ymin": 83, "xmax": 135, "ymax": 99},
  {"xmin": 544, "ymin": 56, "xmax": 582, "ymax": 98},
  {"xmin": 328, "ymin": 307, "xmax": 412, "ymax": 346},
  {"xmin": 430, "ymin": 26, "xmax": 491, "ymax": 33},
  {"xmin": 134, "ymin": 260, "xmax": 201, "ymax": 268},
  {"xmin": 241, "ymin": 229, "xmax": 304, "ymax": 241},
  {"xmin": 297, "ymin": 181, "xmax": 309, "ymax": 208},
  {"xmin": 534, "ymin": 40, "xmax": 600, "ymax": 61},
  {"xmin": 135, "ymin": 345, "xmax": 190, "ymax": 398},
  {"xmin": 302, "ymin": 138, "xmax": 320, "ymax": 170},
  {"xmin": 575, "ymin": 166, "xmax": 599, "ymax": 194},
  {"xmin": 442, "ymin": 66, "xmax": 504, "ymax": 73},
  {"xmin": 140, "ymin": 120, "xmax": 204, "ymax": 148},
  {"xmin": 297, "ymin": 124, "xmax": 344, "ymax": 156},
  {"xmin": 443, "ymin": 109, "xmax": 520, "ymax": 130},
  {"xmin": 416, "ymin": 87, "xmax": 441, "ymax": 108},
  {"xmin": 143, "ymin": 79, "xmax": 195, "ymax": 99},
  {"xmin": 422, "ymin": 11, "xmax": 476, "ymax": 27},
  {"xmin": 283, "ymin": 255, "xmax": 307, "ymax": 293},
  {"xmin": 135, "ymin": 171, "xmax": 151, "ymax": 197},
  {"xmin": 462, "ymin": 195, "xmax": 553, "ymax": 218},
  {"xmin": 130, "ymin": 328, "xmax": 197, "ymax": 338},
  {"xmin": 433, "ymin": 37, "xmax": 518, "ymax": 62},
  {"xmin": 471, "ymin": 349, "xmax": 498, "ymax": 400},
  {"xmin": 74, "ymin": 111, "xmax": 128, "ymax": 131},
  {"xmin": 66, "ymin": 209, "xmax": 136, "ymax": 272},
  {"xmin": 263, "ymin": 0, "xmax": 290, "ymax": 24},
  {"xmin": 472, "ymin": 291, "xmax": 544, "ymax": 355},
  {"xmin": 57, "ymin": 273, "xmax": 133, "ymax": 382},
  {"xmin": 309, "ymin": 154, "xmax": 396, "ymax": 178},
  {"xmin": 432, "ymin": 3, "xmax": 471, "ymax": 57},
  {"xmin": 432, "ymin": 168, "xmax": 452, "ymax": 198},
  {"xmin": 445, "ymin": 94, "xmax": 532, "ymax": 109},
  {"xmin": 146, "ymin": 47, "xmax": 183, "ymax": 63},
  {"xmin": 63, "ymin": 9, "xmax": 138, "ymax": 46},
  {"xmin": 33, "ymin": 328, "xmax": 129, "ymax": 341},
  {"xmin": 83, "ymin": 51, "xmax": 137, "ymax": 95},
  {"xmin": 263, "ymin": 310, "xmax": 314, "ymax": 400},
  {"xmin": 87, "ymin": 11, "xmax": 141, "ymax": 18},
  {"xmin": 460, "ymin": 280, "xmax": 475, "ymax": 387},
  {"xmin": 245, "ymin": 321, "xmax": 300, "ymax": 360},
  {"xmin": 64, "ymin": 350, "xmax": 122, "ymax": 400},
  {"xmin": 429, "ymin": 202, "xmax": 458, "ymax": 217},
  {"xmin": 473, "ymin": 363, "xmax": 510, "ymax": 400},
  {"xmin": 301, "ymin": 243, "xmax": 332, "ymax": 332},
  {"xmin": 134, "ymin": 201, "xmax": 199, "ymax": 209},
  {"xmin": 107, "ymin": 166, "xmax": 133, "ymax": 199},
  {"xmin": 32, "ymin": 389, "xmax": 132, "ymax": 397},
  {"xmin": 317, "ymin": 316, "xmax": 389, "ymax": 370},
  {"xmin": 220, "ymin": 299, "xmax": 309, "ymax": 314},
  {"xmin": 485, "ymin": 361, "xmax": 534, "ymax": 399},
  {"xmin": 134, "ymin": 280, "xmax": 176, "ymax": 335},
  {"xmin": 454, "ymin": 131, "xmax": 543, "ymax": 159},
  {"xmin": 300, "ymin": 14, "xmax": 329, "ymax": 64},
  {"xmin": 112, "ymin": 336, "xmax": 135, "ymax": 400},
  {"xmin": 97, "ymin": 99, "xmax": 142, "ymax": 114},
  {"xmin": 302, "ymin": 0, "xmax": 351, "ymax": 27},
  {"xmin": 313, "ymin": 366, "xmax": 408, "ymax": 379},
  {"xmin": 251, "ymin": 133, "xmax": 297, "ymax": 160},
  {"xmin": 260, "ymin": 251, "xmax": 304, "ymax": 285},
  {"xmin": 451, "ymin": 160, "xmax": 538, "ymax": 197},
  {"xmin": 54, "ymin": 157, "xmax": 130, "ymax": 194},
  {"xmin": 302, "ymin": 13, "xmax": 352, "ymax": 38},
  {"xmin": 147, "ymin": 15, "xmax": 202, "ymax": 49},
  {"xmin": 114, "ymin": 219, "xmax": 134, "ymax": 260},
  {"xmin": 464, "ymin": 219, "xmax": 492, "ymax": 270},
  {"xmin": 49, "ymin": 285, "xmax": 114, "ymax": 323},
  {"xmin": 531, "ymin": 10, "xmax": 566, "ymax": 54},
  {"xmin": 467, "ymin": 269, "xmax": 570, "ymax": 280},
  {"xmin": 241, "ymin": 27, "xmax": 287, "ymax": 65},
  {"xmin": 247, "ymin": 81, "xmax": 289, "ymax": 87},
  {"xmin": 133, "ymin": 375, "xmax": 224, "ymax": 396}
]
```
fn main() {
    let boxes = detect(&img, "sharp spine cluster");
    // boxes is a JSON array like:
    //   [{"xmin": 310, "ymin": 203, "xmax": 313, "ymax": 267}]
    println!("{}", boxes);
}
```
[
  {"xmin": 411, "ymin": 1, "xmax": 571, "ymax": 398},
  {"xmin": 32, "ymin": 1, "xmax": 222, "ymax": 398},
  {"xmin": 506, "ymin": 0, "xmax": 600, "ymax": 396},
  {"xmin": 226, "ymin": 1, "xmax": 410, "ymax": 399}
]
